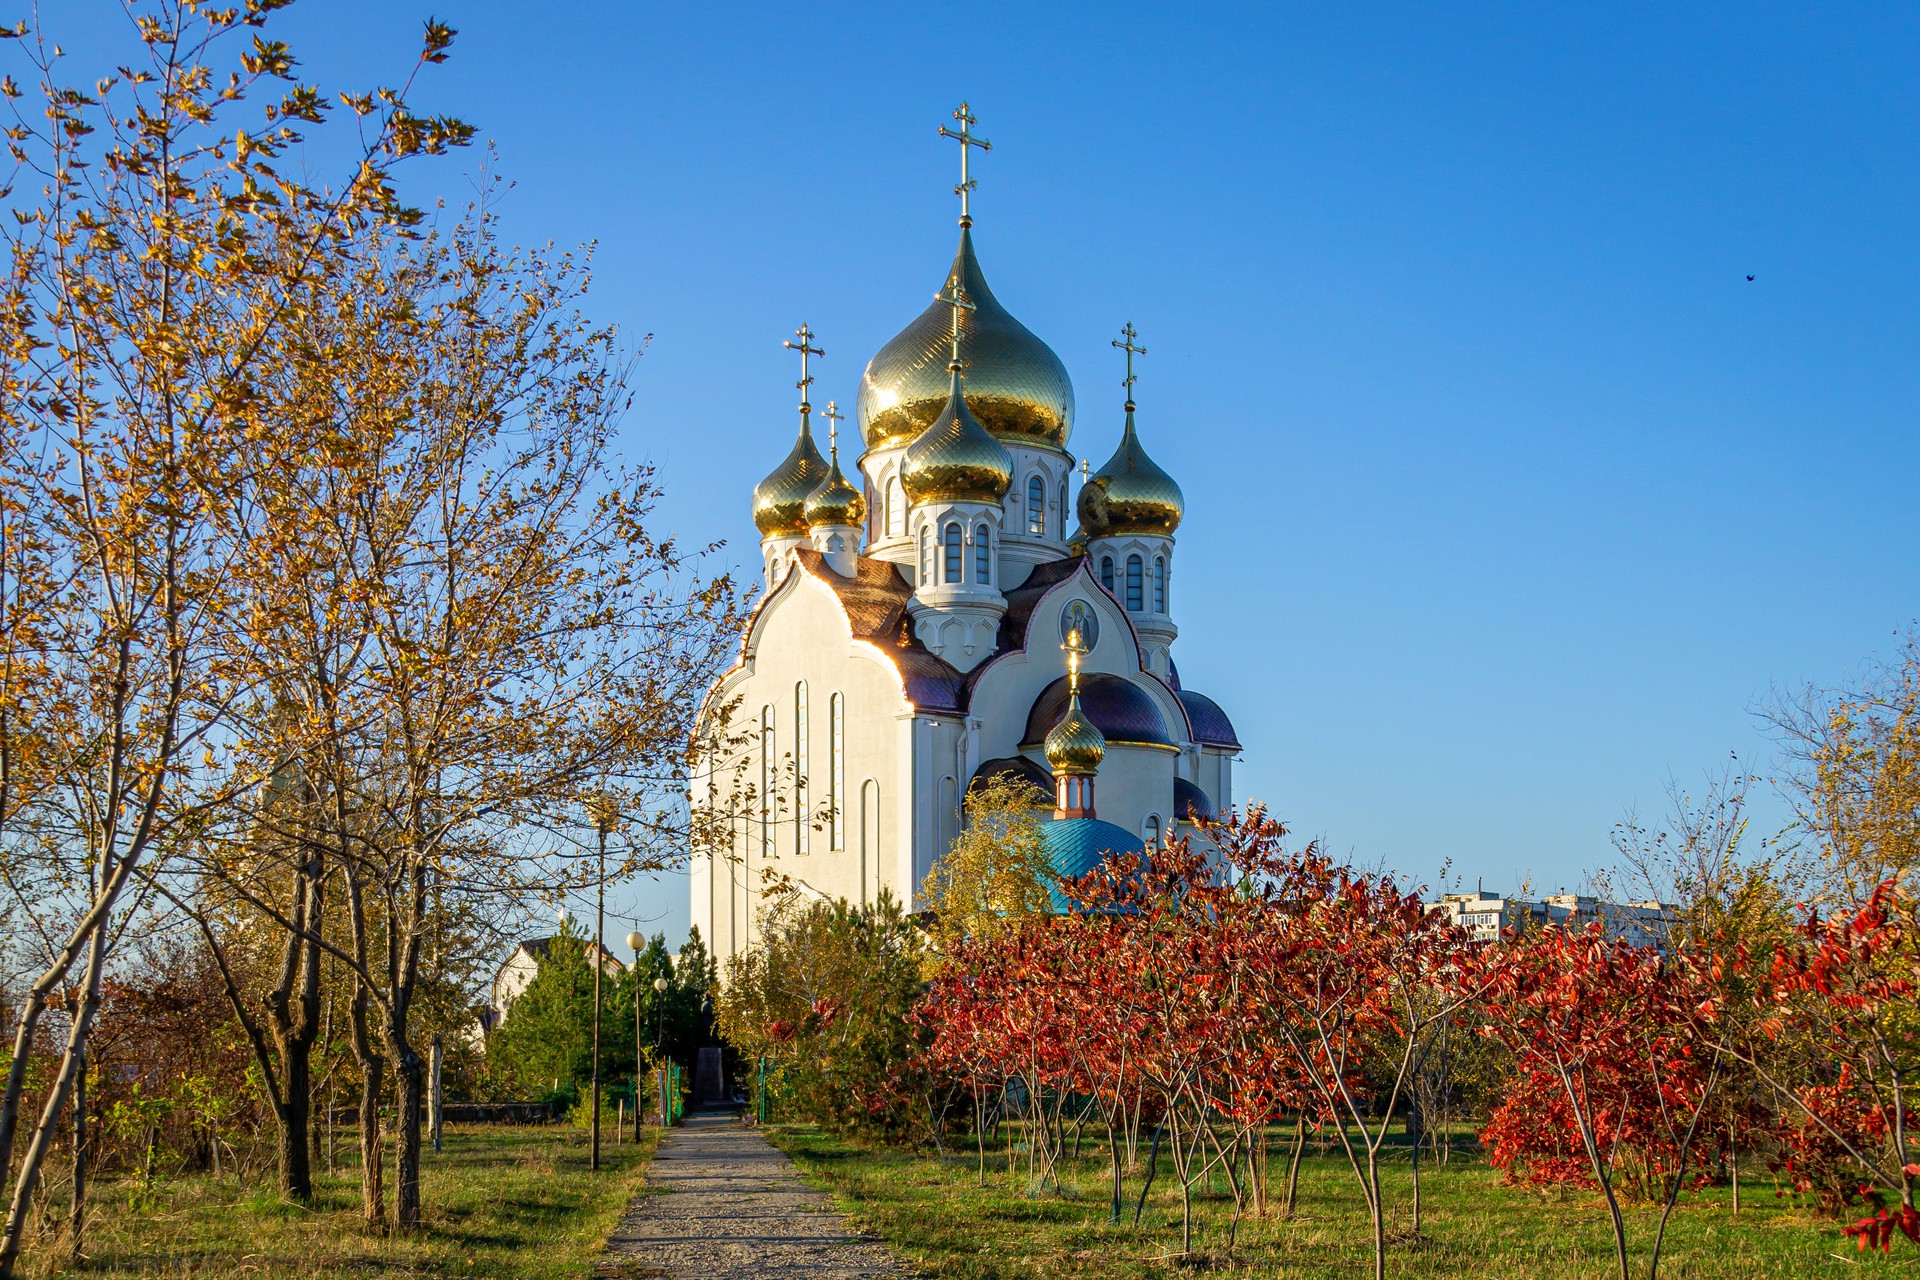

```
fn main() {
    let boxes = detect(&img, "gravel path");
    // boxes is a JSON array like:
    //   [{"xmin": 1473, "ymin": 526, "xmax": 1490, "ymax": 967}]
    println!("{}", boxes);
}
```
[{"xmin": 596, "ymin": 1110, "xmax": 910, "ymax": 1279}]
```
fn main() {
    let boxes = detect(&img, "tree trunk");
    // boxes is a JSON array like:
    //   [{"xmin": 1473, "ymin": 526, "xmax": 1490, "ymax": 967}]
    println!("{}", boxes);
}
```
[
  {"xmin": 1284, "ymin": 1113, "xmax": 1306, "ymax": 1217},
  {"xmin": 67, "ymin": 1046, "xmax": 85, "ymax": 1267},
  {"xmin": 351, "ymin": 988, "xmax": 386, "ymax": 1231},
  {"xmin": 390, "ymin": 1043, "xmax": 424, "ymax": 1230},
  {"xmin": 0, "ymin": 921, "xmax": 108, "ymax": 1280}
]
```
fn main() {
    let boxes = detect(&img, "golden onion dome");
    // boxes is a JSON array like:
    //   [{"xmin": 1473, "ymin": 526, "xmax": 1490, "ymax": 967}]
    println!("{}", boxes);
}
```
[
  {"xmin": 1078, "ymin": 405, "xmax": 1183, "ymax": 538},
  {"xmin": 752, "ymin": 421, "xmax": 829, "ymax": 538},
  {"xmin": 803, "ymin": 452, "xmax": 866, "ymax": 529},
  {"xmin": 858, "ymin": 227, "xmax": 1074, "ymax": 452},
  {"xmin": 900, "ymin": 368, "xmax": 1014, "ymax": 504},
  {"xmin": 1043, "ymin": 690, "xmax": 1107, "ymax": 776}
]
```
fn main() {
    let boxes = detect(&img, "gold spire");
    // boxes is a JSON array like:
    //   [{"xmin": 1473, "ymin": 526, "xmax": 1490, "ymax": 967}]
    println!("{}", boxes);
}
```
[
  {"xmin": 1077, "ymin": 323, "xmax": 1183, "ymax": 538},
  {"xmin": 938, "ymin": 100, "xmax": 992, "ymax": 228},
  {"xmin": 900, "ymin": 283, "xmax": 1013, "ymax": 505},
  {"xmin": 752, "ymin": 325, "xmax": 831, "ymax": 538},
  {"xmin": 803, "ymin": 399, "xmax": 867, "ymax": 528},
  {"xmin": 1044, "ymin": 626, "xmax": 1106, "ymax": 776}
]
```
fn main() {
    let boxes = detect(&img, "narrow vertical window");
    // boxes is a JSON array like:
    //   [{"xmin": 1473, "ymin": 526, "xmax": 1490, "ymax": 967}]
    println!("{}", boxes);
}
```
[
  {"xmin": 889, "ymin": 479, "xmax": 905, "ymax": 537},
  {"xmin": 918, "ymin": 526, "xmax": 931, "ymax": 584},
  {"xmin": 1026, "ymin": 476, "xmax": 1045, "ymax": 535},
  {"xmin": 974, "ymin": 523, "xmax": 991, "ymax": 584},
  {"xmin": 1100, "ymin": 556, "xmax": 1115, "ymax": 593},
  {"xmin": 1145, "ymin": 815, "xmax": 1162, "ymax": 847},
  {"xmin": 1059, "ymin": 480, "xmax": 1069, "ymax": 534},
  {"xmin": 1126, "ymin": 554, "xmax": 1144, "ymax": 611},
  {"xmin": 759, "ymin": 705, "xmax": 775, "ymax": 857},
  {"xmin": 794, "ymin": 682, "xmax": 809, "ymax": 855},
  {"xmin": 943, "ymin": 521, "xmax": 962, "ymax": 583},
  {"xmin": 1153, "ymin": 556, "xmax": 1167, "ymax": 612},
  {"xmin": 829, "ymin": 693, "xmax": 845, "ymax": 850}
]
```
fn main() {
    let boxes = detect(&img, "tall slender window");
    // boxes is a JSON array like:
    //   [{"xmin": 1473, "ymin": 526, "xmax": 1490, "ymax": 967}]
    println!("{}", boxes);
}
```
[
  {"xmin": 1126, "ymin": 554, "xmax": 1144, "ymax": 611},
  {"xmin": 1027, "ymin": 476, "xmax": 1045, "ymax": 535},
  {"xmin": 974, "ymin": 524, "xmax": 991, "ymax": 583},
  {"xmin": 1100, "ymin": 556, "xmax": 1115, "ymax": 593},
  {"xmin": 889, "ymin": 479, "xmax": 905, "ymax": 537},
  {"xmin": 1059, "ymin": 480, "xmax": 1069, "ymax": 534},
  {"xmin": 829, "ymin": 692, "xmax": 845, "ymax": 850},
  {"xmin": 793, "ymin": 682, "xmax": 809, "ymax": 855},
  {"xmin": 1144, "ymin": 815, "xmax": 1162, "ymax": 848},
  {"xmin": 918, "ymin": 527, "xmax": 932, "ymax": 584},
  {"xmin": 759, "ymin": 705, "xmax": 775, "ymax": 858},
  {"xmin": 1153, "ymin": 556, "xmax": 1167, "ymax": 612},
  {"xmin": 943, "ymin": 521, "xmax": 962, "ymax": 583}
]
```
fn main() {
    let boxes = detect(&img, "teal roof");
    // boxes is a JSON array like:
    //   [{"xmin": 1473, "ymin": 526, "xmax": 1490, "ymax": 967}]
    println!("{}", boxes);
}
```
[{"xmin": 1039, "ymin": 819, "xmax": 1144, "ymax": 911}]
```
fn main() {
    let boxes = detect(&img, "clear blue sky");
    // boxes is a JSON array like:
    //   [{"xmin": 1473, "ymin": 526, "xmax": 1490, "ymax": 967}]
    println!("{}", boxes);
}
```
[{"xmin": 66, "ymin": 2, "xmax": 1920, "ymax": 943}]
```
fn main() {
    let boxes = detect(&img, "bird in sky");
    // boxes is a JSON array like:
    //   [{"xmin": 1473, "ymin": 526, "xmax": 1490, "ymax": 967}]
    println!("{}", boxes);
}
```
[{"xmin": 1746, "ymin": 274, "xmax": 1756, "ymax": 281}]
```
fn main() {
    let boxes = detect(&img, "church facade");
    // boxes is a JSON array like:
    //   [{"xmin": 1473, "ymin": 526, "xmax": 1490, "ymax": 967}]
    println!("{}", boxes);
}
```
[{"xmin": 690, "ymin": 108, "xmax": 1242, "ymax": 967}]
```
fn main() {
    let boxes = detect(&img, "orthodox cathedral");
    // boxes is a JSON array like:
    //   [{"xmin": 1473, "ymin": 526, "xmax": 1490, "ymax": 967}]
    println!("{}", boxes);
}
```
[{"xmin": 690, "ymin": 106, "xmax": 1242, "ymax": 965}]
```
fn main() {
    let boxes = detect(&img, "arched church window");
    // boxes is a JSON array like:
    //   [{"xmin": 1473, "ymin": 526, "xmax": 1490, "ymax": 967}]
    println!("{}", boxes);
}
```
[
  {"xmin": 918, "ymin": 527, "xmax": 931, "ymax": 584},
  {"xmin": 1100, "ymin": 556, "xmax": 1115, "ymax": 593},
  {"xmin": 759, "ymin": 704, "xmax": 775, "ymax": 858},
  {"xmin": 829, "ymin": 692, "xmax": 845, "ymax": 850},
  {"xmin": 888, "ymin": 479, "xmax": 905, "ymax": 537},
  {"xmin": 1153, "ymin": 556, "xmax": 1167, "ymax": 613},
  {"xmin": 1026, "ymin": 476, "xmax": 1045, "ymax": 535},
  {"xmin": 974, "ymin": 523, "xmax": 991, "ymax": 584},
  {"xmin": 1144, "ymin": 814, "xmax": 1162, "ymax": 848},
  {"xmin": 943, "ymin": 521, "xmax": 962, "ymax": 583},
  {"xmin": 1126, "ymin": 554, "xmax": 1144, "ymax": 611},
  {"xmin": 794, "ymin": 682, "xmax": 809, "ymax": 855},
  {"xmin": 1059, "ymin": 480, "xmax": 1069, "ymax": 534}
]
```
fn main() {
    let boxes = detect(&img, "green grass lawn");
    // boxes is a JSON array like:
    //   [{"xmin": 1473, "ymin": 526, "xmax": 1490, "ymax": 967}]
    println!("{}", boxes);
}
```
[
  {"xmin": 28, "ymin": 1123, "xmax": 655, "ymax": 1279},
  {"xmin": 773, "ymin": 1125, "xmax": 1893, "ymax": 1279}
]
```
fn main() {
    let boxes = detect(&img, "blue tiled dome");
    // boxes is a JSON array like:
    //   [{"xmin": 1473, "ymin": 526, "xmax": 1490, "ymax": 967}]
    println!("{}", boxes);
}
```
[{"xmin": 1039, "ymin": 819, "xmax": 1144, "ymax": 911}]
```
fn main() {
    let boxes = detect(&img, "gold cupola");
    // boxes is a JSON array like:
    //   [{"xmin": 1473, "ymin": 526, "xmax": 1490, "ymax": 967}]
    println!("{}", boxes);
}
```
[
  {"xmin": 900, "ymin": 283, "xmax": 1014, "ymax": 505},
  {"xmin": 1078, "ymin": 326, "xmax": 1183, "ymax": 538},
  {"xmin": 752, "ymin": 424, "xmax": 829, "ymax": 538},
  {"xmin": 804, "ymin": 405, "xmax": 867, "ymax": 529},
  {"xmin": 1045, "ymin": 625, "xmax": 1104, "ymax": 819},
  {"xmin": 753, "ymin": 323, "xmax": 831, "ymax": 538},
  {"xmin": 1043, "ymin": 691, "xmax": 1107, "ymax": 777},
  {"xmin": 858, "ymin": 105, "xmax": 1073, "ymax": 452},
  {"xmin": 900, "ymin": 364, "xmax": 1014, "ymax": 505}
]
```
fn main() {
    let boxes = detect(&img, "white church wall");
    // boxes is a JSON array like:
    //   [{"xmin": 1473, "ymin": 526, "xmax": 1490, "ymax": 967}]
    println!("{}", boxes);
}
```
[{"xmin": 694, "ymin": 567, "xmax": 913, "ymax": 970}]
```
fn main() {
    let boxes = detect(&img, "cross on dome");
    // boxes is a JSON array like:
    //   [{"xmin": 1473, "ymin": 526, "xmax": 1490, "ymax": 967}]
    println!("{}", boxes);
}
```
[
  {"xmin": 822, "ymin": 400, "xmax": 845, "ymax": 461},
  {"xmin": 783, "ymin": 323, "xmax": 824, "ymax": 414},
  {"xmin": 938, "ymin": 101, "xmax": 992, "ymax": 227},
  {"xmin": 1113, "ymin": 322, "xmax": 1147, "ymax": 410}
]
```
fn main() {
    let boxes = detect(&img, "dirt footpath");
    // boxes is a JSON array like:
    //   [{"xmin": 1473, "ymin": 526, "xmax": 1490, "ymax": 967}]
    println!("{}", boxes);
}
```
[{"xmin": 597, "ymin": 1110, "xmax": 909, "ymax": 1279}]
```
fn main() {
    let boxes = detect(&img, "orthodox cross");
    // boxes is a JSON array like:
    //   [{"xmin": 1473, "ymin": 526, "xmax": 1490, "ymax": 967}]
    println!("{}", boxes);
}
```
[
  {"xmin": 938, "ymin": 101, "xmax": 992, "ymax": 226},
  {"xmin": 936, "ymin": 281, "xmax": 977, "ymax": 370},
  {"xmin": 783, "ymin": 323, "xmax": 824, "ymax": 413},
  {"xmin": 1062, "ymin": 624, "xmax": 1087, "ymax": 695},
  {"xmin": 822, "ymin": 400, "xmax": 845, "ymax": 462},
  {"xmin": 1113, "ymin": 322, "xmax": 1147, "ymax": 407}
]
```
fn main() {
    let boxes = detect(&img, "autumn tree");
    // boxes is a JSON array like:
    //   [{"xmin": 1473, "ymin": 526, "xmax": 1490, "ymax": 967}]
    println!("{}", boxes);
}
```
[
  {"xmin": 920, "ymin": 774, "xmax": 1055, "ymax": 963},
  {"xmin": 0, "ymin": 4, "xmax": 469, "ymax": 1266}
]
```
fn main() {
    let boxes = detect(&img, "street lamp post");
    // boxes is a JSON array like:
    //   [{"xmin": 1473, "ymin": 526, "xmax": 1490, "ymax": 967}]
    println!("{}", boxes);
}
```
[
  {"xmin": 653, "ymin": 974, "xmax": 670, "ymax": 1126},
  {"xmin": 626, "ymin": 929, "xmax": 644, "ymax": 1140},
  {"xmin": 589, "ymin": 797, "xmax": 617, "ymax": 1172}
]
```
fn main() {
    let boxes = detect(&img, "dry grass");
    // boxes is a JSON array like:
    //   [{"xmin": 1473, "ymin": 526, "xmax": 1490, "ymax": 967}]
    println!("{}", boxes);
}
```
[{"xmin": 24, "ymin": 1123, "xmax": 655, "ymax": 1278}]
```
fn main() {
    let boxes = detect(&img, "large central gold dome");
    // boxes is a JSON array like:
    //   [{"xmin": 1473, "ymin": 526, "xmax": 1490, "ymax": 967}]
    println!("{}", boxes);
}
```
[{"xmin": 858, "ymin": 227, "xmax": 1074, "ymax": 453}]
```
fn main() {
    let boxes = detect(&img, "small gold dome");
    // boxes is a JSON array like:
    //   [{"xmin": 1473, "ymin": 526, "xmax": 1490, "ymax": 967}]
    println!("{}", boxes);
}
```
[
  {"xmin": 803, "ymin": 454, "xmax": 866, "ymax": 528},
  {"xmin": 1078, "ymin": 405, "xmax": 1183, "ymax": 538},
  {"xmin": 858, "ymin": 227, "xmax": 1074, "ymax": 452},
  {"xmin": 1043, "ymin": 692, "xmax": 1107, "ymax": 776},
  {"xmin": 900, "ymin": 370, "xmax": 1013, "ymax": 505},
  {"xmin": 752, "ymin": 422, "xmax": 829, "ymax": 538}
]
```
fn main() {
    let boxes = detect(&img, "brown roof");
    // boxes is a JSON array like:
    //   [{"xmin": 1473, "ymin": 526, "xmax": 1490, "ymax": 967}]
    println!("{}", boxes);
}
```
[{"xmin": 789, "ymin": 550, "xmax": 965, "ymax": 712}]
